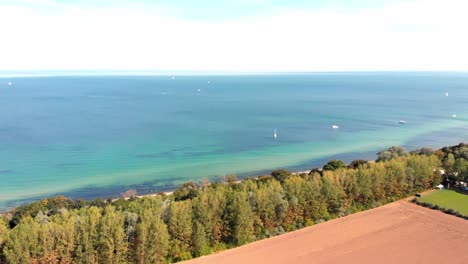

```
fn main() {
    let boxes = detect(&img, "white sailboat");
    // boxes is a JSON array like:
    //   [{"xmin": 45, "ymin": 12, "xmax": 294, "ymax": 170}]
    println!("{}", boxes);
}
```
[
  {"xmin": 273, "ymin": 129, "xmax": 277, "ymax": 140},
  {"xmin": 445, "ymin": 91, "xmax": 449, "ymax": 97},
  {"xmin": 332, "ymin": 125, "xmax": 339, "ymax": 129}
]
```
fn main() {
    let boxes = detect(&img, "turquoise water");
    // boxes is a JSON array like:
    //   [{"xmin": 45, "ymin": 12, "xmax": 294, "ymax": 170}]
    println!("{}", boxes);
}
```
[{"xmin": 0, "ymin": 73, "xmax": 467, "ymax": 209}]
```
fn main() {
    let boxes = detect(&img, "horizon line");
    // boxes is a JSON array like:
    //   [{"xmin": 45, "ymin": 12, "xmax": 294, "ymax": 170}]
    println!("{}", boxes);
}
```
[{"xmin": 2, "ymin": 70, "xmax": 468, "ymax": 78}]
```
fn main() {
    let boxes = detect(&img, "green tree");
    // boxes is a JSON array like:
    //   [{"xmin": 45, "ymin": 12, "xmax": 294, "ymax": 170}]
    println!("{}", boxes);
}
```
[
  {"xmin": 0, "ymin": 216, "xmax": 8, "ymax": 245},
  {"xmin": 407, "ymin": 155, "xmax": 441, "ymax": 190},
  {"xmin": 443, "ymin": 153, "xmax": 456, "ymax": 174},
  {"xmin": 377, "ymin": 146, "xmax": 408, "ymax": 162},
  {"xmin": 9, "ymin": 196, "xmax": 74, "ymax": 227},
  {"xmin": 173, "ymin": 182, "xmax": 198, "ymax": 201},
  {"xmin": 5, "ymin": 210, "xmax": 76, "ymax": 264},
  {"xmin": 47, "ymin": 211, "xmax": 77, "ymax": 263},
  {"xmin": 227, "ymin": 191, "xmax": 254, "ymax": 245},
  {"xmin": 192, "ymin": 185, "xmax": 228, "ymax": 245},
  {"xmin": 192, "ymin": 221, "xmax": 210, "ymax": 257},
  {"xmin": 348, "ymin": 160, "xmax": 368, "ymax": 169},
  {"xmin": 271, "ymin": 169, "xmax": 291, "ymax": 183},
  {"xmin": 74, "ymin": 206, "xmax": 102, "ymax": 264},
  {"xmin": 225, "ymin": 174, "xmax": 238, "ymax": 185},
  {"xmin": 3, "ymin": 217, "xmax": 38, "ymax": 264},
  {"xmin": 355, "ymin": 168, "xmax": 374, "ymax": 206},
  {"xmin": 454, "ymin": 158, "xmax": 468, "ymax": 181},
  {"xmin": 167, "ymin": 200, "xmax": 193, "ymax": 261},
  {"xmin": 323, "ymin": 160, "xmax": 346, "ymax": 171},
  {"xmin": 383, "ymin": 158, "xmax": 407, "ymax": 199},
  {"xmin": 253, "ymin": 180, "xmax": 288, "ymax": 232},
  {"xmin": 97, "ymin": 206, "xmax": 128, "ymax": 264},
  {"xmin": 132, "ymin": 197, "xmax": 170, "ymax": 264},
  {"xmin": 283, "ymin": 176, "xmax": 307, "ymax": 227},
  {"xmin": 320, "ymin": 176, "xmax": 346, "ymax": 216},
  {"xmin": 410, "ymin": 147, "xmax": 434, "ymax": 156},
  {"xmin": 0, "ymin": 217, "xmax": 7, "ymax": 263}
]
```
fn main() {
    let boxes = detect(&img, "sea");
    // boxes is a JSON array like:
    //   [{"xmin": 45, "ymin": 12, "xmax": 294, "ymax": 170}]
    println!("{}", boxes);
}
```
[{"xmin": 0, "ymin": 72, "xmax": 467, "ymax": 210}]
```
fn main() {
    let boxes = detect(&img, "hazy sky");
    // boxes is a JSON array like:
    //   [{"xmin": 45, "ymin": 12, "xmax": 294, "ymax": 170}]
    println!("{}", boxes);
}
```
[{"xmin": 1, "ymin": 0, "xmax": 467, "ymax": 72}]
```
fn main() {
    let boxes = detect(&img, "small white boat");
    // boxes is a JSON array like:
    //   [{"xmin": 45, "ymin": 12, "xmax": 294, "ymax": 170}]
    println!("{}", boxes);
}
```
[
  {"xmin": 332, "ymin": 125, "xmax": 339, "ymax": 129},
  {"xmin": 445, "ymin": 91, "xmax": 449, "ymax": 97},
  {"xmin": 399, "ymin": 120, "xmax": 406, "ymax": 124},
  {"xmin": 207, "ymin": 81, "xmax": 211, "ymax": 84},
  {"xmin": 452, "ymin": 114, "xmax": 457, "ymax": 118},
  {"xmin": 273, "ymin": 129, "xmax": 277, "ymax": 140},
  {"xmin": 8, "ymin": 81, "xmax": 12, "ymax": 86},
  {"xmin": 196, "ymin": 89, "xmax": 201, "ymax": 92}
]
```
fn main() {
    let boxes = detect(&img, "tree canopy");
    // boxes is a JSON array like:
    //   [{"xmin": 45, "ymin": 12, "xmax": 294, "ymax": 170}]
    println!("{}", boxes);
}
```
[
  {"xmin": 0, "ymin": 144, "xmax": 461, "ymax": 263},
  {"xmin": 376, "ymin": 146, "xmax": 408, "ymax": 162},
  {"xmin": 323, "ymin": 160, "xmax": 346, "ymax": 171}
]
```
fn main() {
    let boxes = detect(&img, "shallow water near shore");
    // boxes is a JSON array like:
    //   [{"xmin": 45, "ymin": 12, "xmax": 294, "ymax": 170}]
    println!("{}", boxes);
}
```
[{"xmin": 1, "ymin": 72, "xmax": 467, "ymax": 210}]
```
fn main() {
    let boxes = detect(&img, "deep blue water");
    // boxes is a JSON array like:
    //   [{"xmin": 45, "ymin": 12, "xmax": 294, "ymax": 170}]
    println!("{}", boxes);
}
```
[{"xmin": 0, "ymin": 73, "xmax": 467, "ymax": 210}]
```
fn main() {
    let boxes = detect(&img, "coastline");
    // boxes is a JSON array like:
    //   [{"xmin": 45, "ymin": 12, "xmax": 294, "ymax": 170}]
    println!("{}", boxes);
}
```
[
  {"xmin": 115, "ymin": 169, "xmax": 312, "ymax": 201},
  {"xmin": 1, "ymin": 74, "xmax": 467, "ymax": 210},
  {"xmin": 1, "ymin": 138, "xmax": 459, "ymax": 211},
  {"xmin": 3, "ymin": 143, "xmax": 463, "ymax": 263},
  {"xmin": 4, "ymin": 125, "xmax": 466, "ymax": 211},
  {"xmin": 117, "ymin": 162, "xmax": 375, "ymax": 201}
]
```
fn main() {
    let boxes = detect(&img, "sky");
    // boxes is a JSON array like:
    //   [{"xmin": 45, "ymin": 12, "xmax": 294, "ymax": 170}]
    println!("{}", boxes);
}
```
[{"xmin": 0, "ymin": 0, "xmax": 467, "ymax": 72}]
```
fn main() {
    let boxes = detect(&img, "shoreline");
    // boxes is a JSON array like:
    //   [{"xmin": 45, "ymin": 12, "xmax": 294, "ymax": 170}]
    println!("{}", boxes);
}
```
[
  {"xmin": 2, "ymin": 123, "xmax": 466, "ymax": 211},
  {"xmin": 114, "ymin": 169, "xmax": 313, "ymax": 201},
  {"xmin": 0, "ymin": 155, "xmax": 416, "ymax": 211},
  {"xmin": 120, "ymin": 162, "xmax": 382, "ymax": 201}
]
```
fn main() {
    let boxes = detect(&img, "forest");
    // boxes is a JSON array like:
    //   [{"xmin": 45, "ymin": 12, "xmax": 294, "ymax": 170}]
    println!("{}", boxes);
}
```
[{"xmin": 0, "ymin": 143, "xmax": 466, "ymax": 264}]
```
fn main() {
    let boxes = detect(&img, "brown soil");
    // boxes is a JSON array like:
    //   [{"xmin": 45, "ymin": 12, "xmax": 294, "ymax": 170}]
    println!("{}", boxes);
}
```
[{"xmin": 183, "ymin": 201, "xmax": 468, "ymax": 264}]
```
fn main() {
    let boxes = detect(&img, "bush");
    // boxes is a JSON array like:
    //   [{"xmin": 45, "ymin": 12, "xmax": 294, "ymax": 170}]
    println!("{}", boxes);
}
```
[
  {"xmin": 305, "ymin": 219, "xmax": 314, "ymax": 227},
  {"xmin": 308, "ymin": 168, "xmax": 322, "ymax": 176},
  {"xmin": 197, "ymin": 246, "xmax": 213, "ymax": 257},
  {"xmin": 9, "ymin": 196, "xmax": 74, "ymax": 227},
  {"xmin": 257, "ymin": 175, "xmax": 273, "ymax": 182},
  {"xmin": 212, "ymin": 243, "xmax": 227, "ymax": 252},
  {"xmin": 178, "ymin": 252, "xmax": 193, "ymax": 261},
  {"xmin": 323, "ymin": 160, "xmax": 346, "ymax": 171},
  {"xmin": 173, "ymin": 182, "xmax": 198, "ymax": 201},
  {"xmin": 348, "ymin": 160, "xmax": 368, "ymax": 169},
  {"xmin": 271, "ymin": 169, "xmax": 291, "ymax": 183},
  {"xmin": 413, "ymin": 199, "xmax": 468, "ymax": 220},
  {"xmin": 376, "ymin": 146, "xmax": 408, "ymax": 162},
  {"xmin": 445, "ymin": 209, "xmax": 456, "ymax": 215}
]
